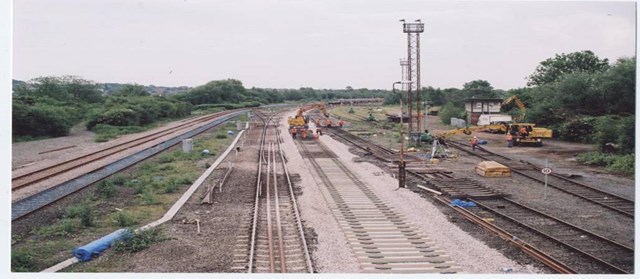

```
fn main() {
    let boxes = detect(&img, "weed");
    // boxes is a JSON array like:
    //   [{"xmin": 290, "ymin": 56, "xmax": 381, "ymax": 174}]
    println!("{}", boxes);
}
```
[
  {"xmin": 141, "ymin": 191, "xmax": 159, "ymax": 205},
  {"xmin": 158, "ymin": 154, "xmax": 175, "ymax": 164},
  {"xmin": 97, "ymin": 180, "xmax": 117, "ymax": 198},
  {"xmin": 113, "ymin": 211, "xmax": 137, "ymax": 227},
  {"xmin": 80, "ymin": 209, "xmax": 96, "ymax": 227},
  {"xmin": 113, "ymin": 228, "xmax": 168, "ymax": 253},
  {"xmin": 11, "ymin": 250, "xmax": 34, "ymax": 272},
  {"xmin": 111, "ymin": 174, "xmax": 127, "ymax": 185},
  {"xmin": 215, "ymin": 133, "xmax": 227, "ymax": 139},
  {"xmin": 163, "ymin": 180, "xmax": 179, "ymax": 193},
  {"xmin": 65, "ymin": 203, "xmax": 91, "ymax": 219}
]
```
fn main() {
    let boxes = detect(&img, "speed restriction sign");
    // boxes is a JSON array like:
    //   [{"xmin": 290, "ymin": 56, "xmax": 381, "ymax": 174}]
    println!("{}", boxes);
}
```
[{"xmin": 541, "ymin": 167, "xmax": 552, "ymax": 175}]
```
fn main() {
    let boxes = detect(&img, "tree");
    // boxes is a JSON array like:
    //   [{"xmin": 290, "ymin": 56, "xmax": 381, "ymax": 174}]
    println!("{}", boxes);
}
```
[
  {"xmin": 461, "ymin": 80, "xmax": 496, "ymax": 99},
  {"xmin": 115, "ymin": 84, "xmax": 150, "ymax": 97},
  {"xmin": 527, "ymin": 50, "xmax": 609, "ymax": 86}
]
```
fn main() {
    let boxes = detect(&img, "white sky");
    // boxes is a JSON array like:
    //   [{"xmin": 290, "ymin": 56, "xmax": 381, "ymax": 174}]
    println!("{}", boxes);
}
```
[{"xmin": 11, "ymin": 1, "xmax": 638, "ymax": 90}]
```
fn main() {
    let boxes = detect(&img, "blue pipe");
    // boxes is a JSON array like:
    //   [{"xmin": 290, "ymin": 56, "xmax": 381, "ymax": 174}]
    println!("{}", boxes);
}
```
[{"xmin": 72, "ymin": 229, "xmax": 132, "ymax": 262}]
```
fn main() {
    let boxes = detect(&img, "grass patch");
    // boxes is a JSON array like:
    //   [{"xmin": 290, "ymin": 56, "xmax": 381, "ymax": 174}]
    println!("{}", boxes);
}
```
[
  {"xmin": 112, "ymin": 211, "xmax": 138, "ymax": 227},
  {"xmin": 11, "ymin": 250, "xmax": 35, "ymax": 272},
  {"xmin": 96, "ymin": 180, "xmax": 117, "ymax": 199},
  {"xmin": 12, "ymin": 118, "xmax": 239, "ymax": 272},
  {"xmin": 577, "ymin": 151, "xmax": 635, "ymax": 175},
  {"xmin": 113, "ymin": 228, "xmax": 168, "ymax": 253},
  {"xmin": 92, "ymin": 124, "xmax": 153, "ymax": 142}
]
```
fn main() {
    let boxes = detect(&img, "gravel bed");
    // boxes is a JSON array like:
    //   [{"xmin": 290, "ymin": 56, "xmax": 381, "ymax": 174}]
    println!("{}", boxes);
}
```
[
  {"xmin": 278, "ymin": 116, "xmax": 361, "ymax": 273},
  {"xmin": 316, "ymin": 128, "xmax": 540, "ymax": 274},
  {"xmin": 12, "ymin": 116, "xmax": 220, "ymax": 202}
]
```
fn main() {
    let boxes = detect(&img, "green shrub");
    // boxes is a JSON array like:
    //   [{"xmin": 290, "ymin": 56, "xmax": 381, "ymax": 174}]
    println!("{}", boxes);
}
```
[
  {"xmin": 141, "ymin": 191, "xmax": 159, "ymax": 205},
  {"xmin": 11, "ymin": 250, "xmax": 34, "ymax": 272},
  {"xmin": 577, "ymin": 152, "xmax": 634, "ymax": 175},
  {"xmin": 111, "ymin": 175, "xmax": 127, "ymax": 186},
  {"xmin": 113, "ymin": 211, "xmax": 137, "ymax": 227},
  {"xmin": 65, "ymin": 203, "xmax": 91, "ymax": 219},
  {"xmin": 556, "ymin": 116, "xmax": 596, "ymax": 142},
  {"xmin": 97, "ymin": 180, "xmax": 117, "ymax": 198},
  {"xmin": 80, "ymin": 208, "xmax": 96, "ymax": 227},
  {"xmin": 607, "ymin": 154, "xmax": 634, "ymax": 175},
  {"xmin": 438, "ymin": 102, "xmax": 465, "ymax": 125},
  {"xmin": 89, "ymin": 107, "xmax": 139, "ymax": 128},
  {"xmin": 163, "ymin": 180, "xmax": 179, "ymax": 193},
  {"xmin": 113, "ymin": 228, "xmax": 167, "ymax": 253},
  {"xmin": 12, "ymin": 102, "xmax": 76, "ymax": 138},
  {"xmin": 215, "ymin": 133, "xmax": 228, "ymax": 139}
]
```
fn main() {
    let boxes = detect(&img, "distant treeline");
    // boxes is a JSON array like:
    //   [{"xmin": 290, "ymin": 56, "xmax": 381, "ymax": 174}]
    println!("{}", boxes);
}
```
[{"xmin": 11, "ymin": 77, "xmax": 391, "ymax": 141}]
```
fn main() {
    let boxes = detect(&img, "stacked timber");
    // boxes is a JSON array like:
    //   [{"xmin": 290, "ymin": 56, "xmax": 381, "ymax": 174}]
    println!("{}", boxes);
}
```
[{"xmin": 475, "ymin": 161, "xmax": 511, "ymax": 177}]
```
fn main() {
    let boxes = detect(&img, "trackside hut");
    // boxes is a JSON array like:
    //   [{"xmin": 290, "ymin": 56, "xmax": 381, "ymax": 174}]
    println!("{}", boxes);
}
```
[{"xmin": 464, "ymin": 98, "xmax": 502, "ymax": 125}]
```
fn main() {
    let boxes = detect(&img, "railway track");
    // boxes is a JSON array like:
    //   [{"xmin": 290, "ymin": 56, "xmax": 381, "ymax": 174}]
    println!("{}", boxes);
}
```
[
  {"xmin": 12, "ymin": 111, "xmax": 243, "ymax": 221},
  {"xmin": 12, "ymin": 110, "xmax": 236, "ymax": 191},
  {"xmin": 467, "ymin": 198, "xmax": 634, "ymax": 273},
  {"xmin": 445, "ymin": 140, "xmax": 634, "ymax": 217},
  {"xmin": 329, "ymin": 128, "xmax": 634, "ymax": 274},
  {"xmin": 236, "ymin": 112, "xmax": 312, "ymax": 273},
  {"xmin": 296, "ymin": 138, "xmax": 461, "ymax": 274}
]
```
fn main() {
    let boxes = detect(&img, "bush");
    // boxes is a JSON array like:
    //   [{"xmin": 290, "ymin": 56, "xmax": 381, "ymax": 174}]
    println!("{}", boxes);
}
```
[
  {"xmin": 556, "ymin": 116, "xmax": 596, "ymax": 142},
  {"xmin": 163, "ymin": 180, "xmax": 179, "ymax": 193},
  {"xmin": 97, "ymin": 180, "xmax": 117, "ymax": 198},
  {"xmin": 438, "ymin": 102, "xmax": 465, "ymax": 125},
  {"xmin": 113, "ymin": 228, "xmax": 167, "ymax": 253},
  {"xmin": 65, "ymin": 203, "xmax": 91, "ymax": 219},
  {"xmin": 607, "ymin": 154, "xmax": 634, "ymax": 175},
  {"xmin": 592, "ymin": 115, "xmax": 635, "ymax": 153},
  {"xmin": 577, "ymin": 152, "xmax": 634, "ymax": 175},
  {"xmin": 12, "ymin": 102, "xmax": 76, "ymax": 138},
  {"xmin": 113, "ymin": 211, "xmax": 137, "ymax": 227},
  {"xmin": 141, "ymin": 191, "xmax": 159, "ymax": 205},
  {"xmin": 215, "ymin": 133, "xmax": 228, "ymax": 139},
  {"xmin": 11, "ymin": 250, "xmax": 34, "ymax": 272},
  {"xmin": 88, "ymin": 107, "xmax": 139, "ymax": 128}
]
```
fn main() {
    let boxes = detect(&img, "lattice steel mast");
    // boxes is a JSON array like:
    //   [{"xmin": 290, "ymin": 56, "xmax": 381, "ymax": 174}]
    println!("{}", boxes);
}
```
[{"xmin": 401, "ymin": 19, "xmax": 424, "ymax": 135}]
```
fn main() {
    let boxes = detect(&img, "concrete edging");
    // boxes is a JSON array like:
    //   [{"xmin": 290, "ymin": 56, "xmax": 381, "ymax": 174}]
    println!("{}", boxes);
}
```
[{"xmin": 41, "ymin": 126, "xmax": 248, "ymax": 272}]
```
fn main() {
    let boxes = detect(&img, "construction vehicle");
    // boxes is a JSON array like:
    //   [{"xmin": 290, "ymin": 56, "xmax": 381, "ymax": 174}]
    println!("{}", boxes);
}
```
[
  {"xmin": 288, "ymin": 103, "xmax": 329, "ymax": 140},
  {"xmin": 502, "ymin": 95, "xmax": 526, "ymax": 122},
  {"xmin": 287, "ymin": 103, "xmax": 328, "ymax": 128},
  {"xmin": 433, "ymin": 122, "xmax": 552, "ymax": 147},
  {"xmin": 507, "ymin": 123, "xmax": 553, "ymax": 147}
]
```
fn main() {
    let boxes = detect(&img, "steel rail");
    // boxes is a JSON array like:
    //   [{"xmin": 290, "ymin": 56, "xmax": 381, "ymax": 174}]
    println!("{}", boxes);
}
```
[
  {"xmin": 430, "ymin": 195, "xmax": 576, "ymax": 274},
  {"xmin": 445, "ymin": 140, "xmax": 634, "ymax": 217},
  {"xmin": 277, "ymin": 133, "xmax": 314, "ymax": 273},
  {"xmin": 12, "ymin": 111, "xmax": 232, "ymax": 190},
  {"xmin": 247, "ymin": 112, "xmax": 270, "ymax": 273},
  {"xmin": 272, "ymin": 143, "xmax": 287, "ymax": 272},
  {"xmin": 12, "ymin": 111, "xmax": 244, "ymax": 221},
  {"xmin": 471, "ymin": 198, "xmax": 632, "ymax": 273}
]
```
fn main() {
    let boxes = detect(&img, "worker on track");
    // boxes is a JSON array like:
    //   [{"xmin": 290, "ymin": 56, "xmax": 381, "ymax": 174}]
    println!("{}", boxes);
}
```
[
  {"xmin": 316, "ymin": 128, "xmax": 322, "ymax": 136},
  {"xmin": 290, "ymin": 127, "xmax": 297, "ymax": 139},
  {"xmin": 506, "ymin": 133, "xmax": 513, "ymax": 148},
  {"xmin": 470, "ymin": 136, "xmax": 479, "ymax": 151},
  {"xmin": 338, "ymin": 120, "xmax": 345, "ymax": 128}
]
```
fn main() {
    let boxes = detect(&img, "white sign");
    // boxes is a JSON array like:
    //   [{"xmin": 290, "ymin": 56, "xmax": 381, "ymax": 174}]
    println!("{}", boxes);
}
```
[{"xmin": 541, "ymin": 167, "xmax": 552, "ymax": 175}]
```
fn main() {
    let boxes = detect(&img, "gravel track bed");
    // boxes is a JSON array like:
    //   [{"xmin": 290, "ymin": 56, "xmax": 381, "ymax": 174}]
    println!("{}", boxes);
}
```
[{"xmin": 12, "ymin": 116, "xmax": 216, "ymax": 202}]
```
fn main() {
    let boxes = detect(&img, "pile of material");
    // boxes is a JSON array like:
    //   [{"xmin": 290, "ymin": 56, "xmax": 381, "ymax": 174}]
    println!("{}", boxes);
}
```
[{"xmin": 475, "ymin": 161, "xmax": 511, "ymax": 177}]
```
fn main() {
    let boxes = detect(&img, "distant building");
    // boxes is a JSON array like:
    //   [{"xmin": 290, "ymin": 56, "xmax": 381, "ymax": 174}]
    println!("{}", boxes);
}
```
[{"xmin": 464, "ymin": 98, "xmax": 502, "ymax": 125}]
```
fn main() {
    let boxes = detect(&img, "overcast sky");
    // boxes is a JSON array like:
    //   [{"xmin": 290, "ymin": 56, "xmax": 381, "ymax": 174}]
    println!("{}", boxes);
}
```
[{"xmin": 12, "ymin": 0, "xmax": 637, "ymax": 90}]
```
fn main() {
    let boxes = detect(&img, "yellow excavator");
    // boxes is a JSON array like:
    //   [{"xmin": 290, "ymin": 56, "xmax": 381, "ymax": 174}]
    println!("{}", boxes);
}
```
[
  {"xmin": 287, "ymin": 103, "xmax": 329, "ymax": 128},
  {"xmin": 435, "ymin": 122, "xmax": 552, "ymax": 147},
  {"xmin": 502, "ymin": 95, "xmax": 526, "ymax": 123}
]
